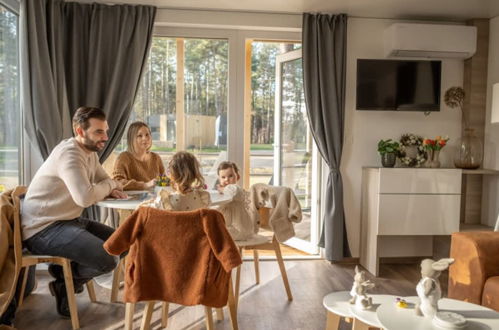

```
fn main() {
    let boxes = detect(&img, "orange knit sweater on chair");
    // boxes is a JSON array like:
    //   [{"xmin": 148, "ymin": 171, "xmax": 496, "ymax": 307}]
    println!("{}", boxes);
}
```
[{"xmin": 103, "ymin": 207, "xmax": 242, "ymax": 307}]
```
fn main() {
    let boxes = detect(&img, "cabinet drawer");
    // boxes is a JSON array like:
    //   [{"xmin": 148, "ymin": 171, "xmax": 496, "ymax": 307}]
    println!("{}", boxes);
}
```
[
  {"xmin": 379, "ymin": 168, "xmax": 461, "ymax": 194},
  {"xmin": 378, "ymin": 194, "xmax": 460, "ymax": 235}
]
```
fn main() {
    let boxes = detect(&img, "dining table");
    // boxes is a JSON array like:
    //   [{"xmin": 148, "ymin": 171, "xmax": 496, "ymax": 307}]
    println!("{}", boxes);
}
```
[{"xmin": 97, "ymin": 188, "xmax": 233, "ymax": 210}]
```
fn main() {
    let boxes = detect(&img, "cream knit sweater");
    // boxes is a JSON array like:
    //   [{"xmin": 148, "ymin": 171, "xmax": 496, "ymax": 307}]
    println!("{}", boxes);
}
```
[{"xmin": 21, "ymin": 138, "xmax": 118, "ymax": 240}]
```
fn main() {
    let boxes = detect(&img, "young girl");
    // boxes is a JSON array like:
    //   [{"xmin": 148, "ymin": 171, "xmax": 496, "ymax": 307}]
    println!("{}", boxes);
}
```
[
  {"xmin": 156, "ymin": 151, "xmax": 211, "ymax": 211},
  {"xmin": 113, "ymin": 121, "xmax": 165, "ymax": 190},
  {"xmin": 216, "ymin": 161, "xmax": 257, "ymax": 240}
]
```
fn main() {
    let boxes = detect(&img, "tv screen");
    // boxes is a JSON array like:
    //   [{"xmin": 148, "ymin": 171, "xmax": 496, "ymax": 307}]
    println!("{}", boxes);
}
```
[{"xmin": 356, "ymin": 59, "xmax": 441, "ymax": 111}]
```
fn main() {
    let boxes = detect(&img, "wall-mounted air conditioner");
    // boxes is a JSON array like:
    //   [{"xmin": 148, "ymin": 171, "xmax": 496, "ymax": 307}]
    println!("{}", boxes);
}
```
[{"xmin": 384, "ymin": 23, "xmax": 477, "ymax": 59}]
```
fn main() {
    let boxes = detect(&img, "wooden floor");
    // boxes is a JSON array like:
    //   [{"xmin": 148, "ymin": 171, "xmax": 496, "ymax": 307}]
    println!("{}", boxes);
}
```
[{"xmin": 14, "ymin": 260, "xmax": 438, "ymax": 330}]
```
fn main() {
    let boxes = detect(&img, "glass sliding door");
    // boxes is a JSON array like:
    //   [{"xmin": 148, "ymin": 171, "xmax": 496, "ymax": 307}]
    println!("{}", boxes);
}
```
[{"xmin": 274, "ymin": 49, "xmax": 320, "ymax": 254}]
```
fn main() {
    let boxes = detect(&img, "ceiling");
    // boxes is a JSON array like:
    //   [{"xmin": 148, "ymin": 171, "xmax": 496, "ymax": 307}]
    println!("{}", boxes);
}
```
[{"xmin": 82, "ymin": 0, "xmax": 497, "ymax": 21}]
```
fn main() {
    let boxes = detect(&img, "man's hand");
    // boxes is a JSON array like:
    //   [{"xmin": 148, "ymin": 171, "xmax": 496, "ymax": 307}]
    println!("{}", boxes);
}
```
[{"xmin": 109, "ymin": 189, "xmax": 128, "ymax": 199}]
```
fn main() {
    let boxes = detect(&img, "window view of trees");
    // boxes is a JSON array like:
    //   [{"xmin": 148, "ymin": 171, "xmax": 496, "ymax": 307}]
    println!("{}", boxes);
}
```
[
  {"xmin": 0, "ymin": 5, "xmax": 20, "ymax": 190},
  {"xmin": 127, "ymin": 37, "xmax": 229, "ymax": 176}
]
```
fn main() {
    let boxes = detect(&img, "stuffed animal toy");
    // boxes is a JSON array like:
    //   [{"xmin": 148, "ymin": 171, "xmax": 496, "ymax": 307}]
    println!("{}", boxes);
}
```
[
  {"xmin": 349, "ymin": 265, "xmax": 375, "ymax": 310},
  {"xmin": 415, "ymin": 258, "xmax": 455, "ymax": 317}
]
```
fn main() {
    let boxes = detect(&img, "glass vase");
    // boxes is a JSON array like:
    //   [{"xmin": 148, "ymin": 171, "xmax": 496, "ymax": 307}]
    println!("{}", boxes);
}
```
[
  {"xmin": 454, "ymin": 128, "xmax": 482, "ymax": 169},
  {"xmin": 426, "ymin": 149, "xmax": 441, "ymax": 168}
]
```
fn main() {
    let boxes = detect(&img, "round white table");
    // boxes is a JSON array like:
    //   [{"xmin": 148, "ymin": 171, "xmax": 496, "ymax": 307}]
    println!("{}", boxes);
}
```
[
  {"xmin": 323, "ymin": 291, "xmax": 354, "ymax": 330},
  {"xmin": 377, "ymin": 296, "xmax": 499, "ymax": 330},
  {"xmin": 349, "ymin": 294, "xmax": 395, "ymax": 330},
  {"xmin": 97, "ymin": 189, "xmax": 232, "ymax": 209}
]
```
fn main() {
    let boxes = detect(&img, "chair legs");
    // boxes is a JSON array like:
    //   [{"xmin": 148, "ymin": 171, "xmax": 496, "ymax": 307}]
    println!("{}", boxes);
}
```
[
  {"xmin": 227, "ymin": 280, "xmax": 238, "ymax": 330},
  {"xmin": 144, "ymin": 280, "xmax": 238, "ymax": 330},
  {"xmin": 253, "ymin": 250, "xmax": 260, "ymax": 284},
  {"xmin": 125, "ymin": 302, "xmax": 136, "ymax": 330},
  {"xmin": 272, "ymin": 236, "xmax": 293, "ymax": 301},
  {"xmin": 111, "ymin": 257, "xmax": 125, "ymax": 302},
  {"xmin": 204, "ymin": 306, "xmax": 214, "ymax": 330},
  {"xmin": 161, "ymin": 302, "xmax": 170, "ymax": 327},
  {"xmin": 235, "ymin": 235, "xmax": 293, "ymax": 303},
  {"xmin": 18, "ymin": 267, "xmax": 30, "ymax": 306},
  {"xmin": 140, "ymin": 301, "xmax": 156, "ymax": 330},
  {"xmin": 61, "ymin": 258, "xmax": 80, "ymax": 330}
]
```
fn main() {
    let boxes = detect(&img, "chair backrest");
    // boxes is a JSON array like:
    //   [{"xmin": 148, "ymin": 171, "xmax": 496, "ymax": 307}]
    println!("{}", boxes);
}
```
[
  {"xmin": 104, "ymin": 207, "xmax": 242, "ymax": 307},
  {"xmin": 0, "ymin": 186, "xmax": 27, "ymax": 316},
  {"xmin": 10, "ymin": 186, "xmax": 27, "ymax": 270}
]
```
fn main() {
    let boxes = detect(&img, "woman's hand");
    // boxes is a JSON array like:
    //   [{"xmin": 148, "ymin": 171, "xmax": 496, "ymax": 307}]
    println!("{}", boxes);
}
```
[{"xmin": 145, "ymin": 178, "xmax": 156, "ymax": 189}]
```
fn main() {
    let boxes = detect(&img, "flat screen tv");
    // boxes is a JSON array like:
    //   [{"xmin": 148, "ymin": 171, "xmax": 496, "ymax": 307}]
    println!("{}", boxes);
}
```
[{"xmin": 356, "ymin": 59, "xmax": 441, "ymax": 111}]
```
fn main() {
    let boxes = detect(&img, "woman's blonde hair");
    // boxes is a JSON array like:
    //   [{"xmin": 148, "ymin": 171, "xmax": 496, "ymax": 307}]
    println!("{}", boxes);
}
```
[
  {"xmin": 127, "ymin": 121, "xmax": 151, "ymax": 154},
  {"xmin": 168, "ymin": 151, "xmax": 205, "ymax": 194}
]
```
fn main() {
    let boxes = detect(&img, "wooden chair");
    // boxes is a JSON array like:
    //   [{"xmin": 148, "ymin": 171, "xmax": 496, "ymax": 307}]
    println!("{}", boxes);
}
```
[
  {"xmin": 234, "ymin": 207, "xmax": 293, "ymax": 304},
  {"xmin": 124, "ymin": 280, "xmax": 238, "ymax": 330},
  {"xmin": 11, "ymin": 186, "xmax": 96, "ymax": 330},
  {"xmin": 112, "ymin": 208, "xmax": 240, "ymax": 330}
]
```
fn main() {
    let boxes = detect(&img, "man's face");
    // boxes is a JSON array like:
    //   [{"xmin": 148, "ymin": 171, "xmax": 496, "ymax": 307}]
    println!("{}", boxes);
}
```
[{"xmin": 79, "ymin": 118, "xmax": 109, "ymax": 152}]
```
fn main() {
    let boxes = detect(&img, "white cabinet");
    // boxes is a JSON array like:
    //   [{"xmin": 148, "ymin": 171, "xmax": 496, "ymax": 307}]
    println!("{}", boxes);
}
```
[{"xmin": 360, "ymin": 168, "xmax": 461, "ymax": 276}]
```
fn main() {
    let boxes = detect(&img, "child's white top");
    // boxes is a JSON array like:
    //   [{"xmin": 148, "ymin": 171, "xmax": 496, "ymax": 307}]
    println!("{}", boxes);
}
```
[
  {"xmin": 154, "ymin": 188, "xmax": 211, "ymax": 211},
  {"xmin": 216, "ymin": 184, "xmax": 256, "ymax": 241}
]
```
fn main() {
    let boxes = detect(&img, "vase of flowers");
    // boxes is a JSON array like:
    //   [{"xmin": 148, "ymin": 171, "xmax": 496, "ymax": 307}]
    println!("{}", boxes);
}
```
[
  {"xmin": 423, "ymin": 136, "xmax": 449, "ymax": 168},
  {"xmin": 445, "ymin": 87, "xmax": 482, "ymax": 169}
]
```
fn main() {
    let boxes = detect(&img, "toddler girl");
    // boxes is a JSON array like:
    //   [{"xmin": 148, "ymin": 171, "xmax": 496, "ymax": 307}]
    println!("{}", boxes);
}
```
[
  {"xmin": 216, "ymin": 161, "xmax": 257, "ymax": 240},
  {"xmin": 155, "ymin": 151, "xmax": 211, "ymax": 211}
]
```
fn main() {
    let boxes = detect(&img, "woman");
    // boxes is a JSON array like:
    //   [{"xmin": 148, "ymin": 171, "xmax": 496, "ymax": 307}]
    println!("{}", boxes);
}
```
[{"xmin": 113, "ymin": 121, "xmax": 165, "ymax": 190}]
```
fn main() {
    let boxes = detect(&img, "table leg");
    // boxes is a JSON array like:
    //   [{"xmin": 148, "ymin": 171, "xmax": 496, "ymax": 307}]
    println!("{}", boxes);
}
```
[
  {"xmin": 325, "ymin": 311, "xmax": 340, "ymax": 330},
  {"xmin": 352, "ymin": 318, "xmax": 379, "ymax": 330}
]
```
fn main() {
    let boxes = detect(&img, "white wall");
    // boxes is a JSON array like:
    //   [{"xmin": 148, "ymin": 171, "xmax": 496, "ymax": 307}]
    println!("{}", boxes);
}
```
[
  {"xmin": 482, "ymin": 16, "xmax": 499, "ymax": 228},
  {"xmin": 342, "ymin": 18, "xmax": 464, "ymax": 257}
]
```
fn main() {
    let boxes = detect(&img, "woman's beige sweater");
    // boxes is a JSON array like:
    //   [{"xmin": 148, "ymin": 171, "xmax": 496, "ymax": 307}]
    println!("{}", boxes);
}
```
[{"xmin": 112, "ymin": 151, "xmax": 165, "ymax": 190}]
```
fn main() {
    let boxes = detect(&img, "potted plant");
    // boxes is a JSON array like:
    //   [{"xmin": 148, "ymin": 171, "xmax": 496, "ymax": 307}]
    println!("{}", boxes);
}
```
[{"xmin": 377, "ymin": 139, "xmax": 399, "ymax": 167}]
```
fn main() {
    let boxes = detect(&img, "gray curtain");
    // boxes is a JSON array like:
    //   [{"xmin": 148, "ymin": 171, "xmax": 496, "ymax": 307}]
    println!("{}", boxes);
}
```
[
  {"xmin": 21, "ymin": 0, "xmax": 156, "ymax": 161},
  {"xmin": 302, "ymin": 13, "xmax": 350, "ymax": 261}
]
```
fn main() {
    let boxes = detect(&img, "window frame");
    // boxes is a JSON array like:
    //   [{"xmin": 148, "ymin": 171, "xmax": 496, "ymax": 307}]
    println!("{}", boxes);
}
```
[
  {"xmin": 1, "ymin": 0, "xmax": 23, "ymax": 187},
  {"xmin": 153, "ymin": 26, "xmax": 301, "ymax": 184}
]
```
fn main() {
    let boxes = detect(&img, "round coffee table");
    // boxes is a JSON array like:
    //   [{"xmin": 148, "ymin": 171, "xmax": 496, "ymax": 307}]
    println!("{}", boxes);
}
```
[
  {"xmin": 349, "ymin": 294, "xmax": 395, "ymax": 330},
  {"xmin": 377, "ymin": 296, "xmax": 499, "ymax": 330},
  {"xmin": 323, "ymin": 291, "xmax": 354, "ymax": 330}
]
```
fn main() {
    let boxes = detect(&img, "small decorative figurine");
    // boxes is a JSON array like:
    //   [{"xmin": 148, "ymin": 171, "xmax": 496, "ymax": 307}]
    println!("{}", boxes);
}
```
[
  {"xmin": 415, "ymin": 258, "xmax": 455, "ymax": 318},
  {"xmin": 395, "ymin": 297, "xmax": 408, "ymax": 308},
  {"xmin": 350, "ymin": 265, "xmax": 375, "ymax": 310}
]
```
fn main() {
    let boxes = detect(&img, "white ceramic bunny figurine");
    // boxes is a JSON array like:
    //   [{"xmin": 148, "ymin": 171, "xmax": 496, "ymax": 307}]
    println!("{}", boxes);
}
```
[
  {"xmin": 415, "ymin": 258, "xmax": 455, "ymax": 317},
  {"xmin": 349, "ymin": 265, "xmax": 375, "ymax": 310}
]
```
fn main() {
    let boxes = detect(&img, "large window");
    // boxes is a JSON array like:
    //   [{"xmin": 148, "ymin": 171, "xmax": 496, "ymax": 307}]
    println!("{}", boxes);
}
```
[
  {"xmin": 123, "ymin": 37, "xmax": 228, "ymax": 182},
  {"xmin": 0, "ymin": 3, "xmax": 20, "ymax": 190}
]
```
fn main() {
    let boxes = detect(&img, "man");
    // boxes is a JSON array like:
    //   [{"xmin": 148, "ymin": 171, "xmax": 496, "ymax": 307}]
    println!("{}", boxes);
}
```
[{"xmin": 21, "ymin": 107, "xmax": 127, "ymax": 318}]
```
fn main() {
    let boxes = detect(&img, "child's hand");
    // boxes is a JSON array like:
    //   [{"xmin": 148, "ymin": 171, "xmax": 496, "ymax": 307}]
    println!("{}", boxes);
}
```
[{"xmin": 216, "ymin": 184, "xmax": 224, "ymax": 194}]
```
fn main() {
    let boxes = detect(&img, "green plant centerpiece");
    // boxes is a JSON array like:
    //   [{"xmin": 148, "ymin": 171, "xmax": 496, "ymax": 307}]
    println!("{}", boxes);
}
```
[{"xmin": 377, "ymin": 139, "xmax": 399, "ymax": 167}]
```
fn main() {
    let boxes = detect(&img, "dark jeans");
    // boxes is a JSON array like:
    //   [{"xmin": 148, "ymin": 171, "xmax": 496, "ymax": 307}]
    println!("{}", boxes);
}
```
[{"xmin": 24, "ymin": 217, "xmax": 118, "ymax": 287}]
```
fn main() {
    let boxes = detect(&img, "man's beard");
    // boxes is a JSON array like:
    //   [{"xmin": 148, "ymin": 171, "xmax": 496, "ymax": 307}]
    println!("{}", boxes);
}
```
[{"xmin": 81, "ymin": 136, "xmax": 106, "ymax": 152}]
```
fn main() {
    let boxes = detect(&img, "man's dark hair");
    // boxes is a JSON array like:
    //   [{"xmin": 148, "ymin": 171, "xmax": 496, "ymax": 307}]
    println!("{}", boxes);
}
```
[{"xmin": 72, "ymin": 106, "xmax": 106, "ymax": 132}]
